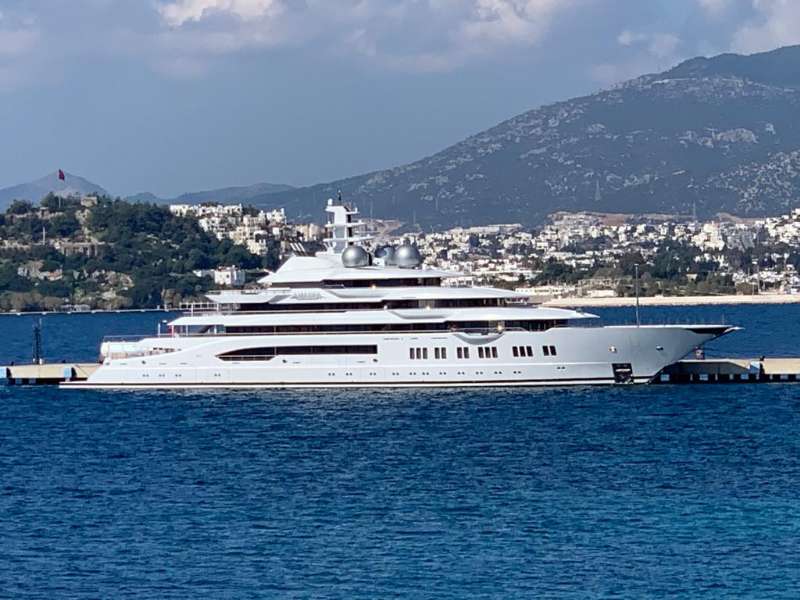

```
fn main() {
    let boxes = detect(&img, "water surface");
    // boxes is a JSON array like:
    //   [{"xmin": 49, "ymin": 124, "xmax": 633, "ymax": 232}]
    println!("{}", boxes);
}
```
[{"xmin": 1, "ymin": 306, "xmax": 799, "ymax": 598}]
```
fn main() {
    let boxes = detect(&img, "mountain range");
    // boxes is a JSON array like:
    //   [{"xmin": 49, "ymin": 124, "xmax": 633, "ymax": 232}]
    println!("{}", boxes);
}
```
[
  {"xmin": 0, "ymin": 174, "xmax": 293, "ymax": 212},
  {"xmin": 249, "ymin": 45, "xmax": 800, "ymax": 228},
  {"xmin": 0, "ymin": 172, "xmax": 108, "ymax": 210},
  {"xmin": 126, "ymin": 182, "xmax": 294, "ymax": 205},
  {"xmin": 6, "ymin": 45, "xmax": 800, "ymax": 227}
]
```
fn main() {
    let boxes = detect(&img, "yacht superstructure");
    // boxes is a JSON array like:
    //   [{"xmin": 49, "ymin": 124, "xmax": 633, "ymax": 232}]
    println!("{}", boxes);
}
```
[{"xmin": 63, "ymin": 198, "xmax": 736, "ymax": 389}]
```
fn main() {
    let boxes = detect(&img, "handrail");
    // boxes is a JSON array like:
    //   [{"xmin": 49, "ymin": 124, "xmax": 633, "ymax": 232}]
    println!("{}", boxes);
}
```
[{"xmin": 102, "ymin": 327, "xmax": 532, "ymax": 342}]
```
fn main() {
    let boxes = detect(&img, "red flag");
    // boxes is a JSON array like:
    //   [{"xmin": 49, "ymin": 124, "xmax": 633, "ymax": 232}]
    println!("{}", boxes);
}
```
[{"xmin": 58, "ymin": 169, "xmax": 65, "ymax": 181}]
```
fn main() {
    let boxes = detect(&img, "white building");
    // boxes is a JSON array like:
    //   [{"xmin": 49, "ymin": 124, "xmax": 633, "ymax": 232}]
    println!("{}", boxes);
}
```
[{"xmin": 213, "ymin": 266, "xmax": 246, "ymax": 287}]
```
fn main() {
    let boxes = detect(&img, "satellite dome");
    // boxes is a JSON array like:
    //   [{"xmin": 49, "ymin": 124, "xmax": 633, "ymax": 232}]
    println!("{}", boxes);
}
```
[
  {"xmin": 395, "ymin": 243, "xmax": 422, "ymax": 269},
  {"xmin": 374, "ymin": 245, "xmax": 396, "ymax": 265},
  {"xmin": 341, "ymin": 245, "xmax": 370, "ymax": 268}
]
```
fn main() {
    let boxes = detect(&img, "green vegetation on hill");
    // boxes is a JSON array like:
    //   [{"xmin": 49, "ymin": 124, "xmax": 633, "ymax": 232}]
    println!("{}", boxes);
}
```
[{"xmin": 0, "ymin": 195, "xmax": 274, "ymax": 312}]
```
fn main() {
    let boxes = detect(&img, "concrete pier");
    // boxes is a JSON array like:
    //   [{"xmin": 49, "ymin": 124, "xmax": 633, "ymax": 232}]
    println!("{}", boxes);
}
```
[
  {"xmin": 656, "ymin": 358, "xmax": 800, "ymax": 384},
  {"xmin": 3, "ymin": 363, "xmax": 100, "ymax": 386}
]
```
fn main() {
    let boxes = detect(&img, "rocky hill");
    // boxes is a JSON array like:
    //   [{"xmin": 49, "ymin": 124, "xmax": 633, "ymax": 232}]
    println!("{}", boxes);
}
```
[
  {"xmin": 254, "ymin": 45, "xmax": 800, "ymax": 228},
  {"xmin": 127, "ymin": 182, "xmax": 294, "ymax": 205},
  {"xmin": 0, "ymin": 172, "xmax": 108, "ymax": 211},
  {"xmin": 0, "ymin": 172, "xmax": 292, "ymax": 211}
]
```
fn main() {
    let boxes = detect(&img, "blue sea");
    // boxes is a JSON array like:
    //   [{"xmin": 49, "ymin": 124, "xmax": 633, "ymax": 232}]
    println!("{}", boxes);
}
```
[{"xmin": 1, "ymin": 305, "xmax": 799, "ymax": 598}]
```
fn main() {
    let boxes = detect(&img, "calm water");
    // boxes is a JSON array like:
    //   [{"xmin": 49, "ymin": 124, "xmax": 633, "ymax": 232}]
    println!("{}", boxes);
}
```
[{"xmin": 1, "ymin": 306, "xmax": 800, "ymax": 598}]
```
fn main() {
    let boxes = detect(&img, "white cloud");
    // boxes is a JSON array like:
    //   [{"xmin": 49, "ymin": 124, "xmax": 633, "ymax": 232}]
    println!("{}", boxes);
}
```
[
  {"xmin": 731, "ymin": 0, "xmax": 800, "ymax": 53},
  {"xmin": 159, "ymin": 0, "xmax": 284, "ymax": 27},
  {"xmin": 0, "ymin": 28, "xmax": 38, "ymax": 57},
  {"xmin": 697, "ymin": 0, "xmax": 732, "ymax": 16},
  {"xmin": 592, "ymin": 29, "xmax": 683, "ymax": 86},
  {"xmin": 153, "ymin": 0, "xmax": 581, "ymax": 72},
  {"xmin": 0, "ymin": 10, "xmax": 40, "ymax": 90},
  {"xmin": 617, "ymin": 30, "xmax": 681, "ymax": 58}
]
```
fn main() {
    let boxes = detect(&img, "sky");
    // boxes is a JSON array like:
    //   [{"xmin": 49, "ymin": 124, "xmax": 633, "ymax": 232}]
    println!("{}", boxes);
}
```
[{"xmin": 0, "ymin": 0, "xmax": 797, "ymax": 198}]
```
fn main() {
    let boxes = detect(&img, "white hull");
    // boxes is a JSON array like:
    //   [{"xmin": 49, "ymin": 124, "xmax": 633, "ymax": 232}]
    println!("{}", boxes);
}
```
[{"xmin": 62, "ymin": 325, "xmax": 731, "ymax": 390}]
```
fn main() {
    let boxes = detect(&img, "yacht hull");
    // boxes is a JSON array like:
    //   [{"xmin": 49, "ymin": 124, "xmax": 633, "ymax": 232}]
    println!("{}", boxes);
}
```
[{"xmin": 61, "ymin": 325, "xmax": 735, "ymax": 390}]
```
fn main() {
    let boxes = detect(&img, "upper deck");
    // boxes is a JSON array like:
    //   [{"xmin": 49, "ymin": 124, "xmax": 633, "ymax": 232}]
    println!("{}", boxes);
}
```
[{"xmin": 188, "ymin": 196, "xmax": 539, "ymax": 319}]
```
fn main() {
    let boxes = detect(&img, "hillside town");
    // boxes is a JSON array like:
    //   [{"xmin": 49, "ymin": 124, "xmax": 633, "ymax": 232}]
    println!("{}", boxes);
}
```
[
  {"xmin": 4, "ymin": 192, "xmax": 800, "ymax": 313},
  {"xmin": 411, "ymin": 210, "xmax": 800, "ymax": 297},
  {"xmin": 170, "ymin": 200, "xmax": 800, "ymax": 299}
]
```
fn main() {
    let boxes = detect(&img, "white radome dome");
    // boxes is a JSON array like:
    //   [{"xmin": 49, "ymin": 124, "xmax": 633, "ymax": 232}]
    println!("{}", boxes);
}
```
[
  {"xmin": 374, "ymin": 245, "xmax": 396, "ymax": 265},
  {"xmin": 341, "ymin": 245, "xmax": 370, "ymax": 268},
  {"xmin": 395, "ymin": 243, "xmax": 422, "ymax": 268}
]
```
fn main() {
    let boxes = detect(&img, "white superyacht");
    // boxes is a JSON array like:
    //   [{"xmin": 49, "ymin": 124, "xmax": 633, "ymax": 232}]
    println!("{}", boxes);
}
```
[{"xmin": 63, "ymin": 199, "xmax": 736, "ymax": 389}]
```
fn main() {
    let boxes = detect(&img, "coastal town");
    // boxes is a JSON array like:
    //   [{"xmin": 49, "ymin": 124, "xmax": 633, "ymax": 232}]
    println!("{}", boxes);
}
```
[
  {"xmin": 166, "ymin": 200, "xmax": 800, "ymax": 301},
  {"xmin": 4, "ymin": 192, "xmax": 800, "ymax": 312}
]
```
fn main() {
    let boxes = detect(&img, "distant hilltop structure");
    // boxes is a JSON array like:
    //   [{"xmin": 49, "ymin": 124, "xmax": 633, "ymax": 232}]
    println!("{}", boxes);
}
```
[{"xmin": 0, "ymin": 171, "xmax": 108, "ymax": 211}]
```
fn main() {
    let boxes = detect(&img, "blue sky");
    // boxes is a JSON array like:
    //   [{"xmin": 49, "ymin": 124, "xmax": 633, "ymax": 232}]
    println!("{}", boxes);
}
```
[{"xmin": 0, "ymin": 0, "xmax": 795, "ymax": 197}]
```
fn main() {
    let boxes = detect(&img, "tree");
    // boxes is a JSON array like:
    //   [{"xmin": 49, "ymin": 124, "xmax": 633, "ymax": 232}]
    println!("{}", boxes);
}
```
[{"xmin": 6, "ymin": 200, "xmax": 33, "ymax": 215}]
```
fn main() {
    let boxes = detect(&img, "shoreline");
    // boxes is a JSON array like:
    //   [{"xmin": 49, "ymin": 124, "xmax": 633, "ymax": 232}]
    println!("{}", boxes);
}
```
[
  {"xmin": 0, "ymin": 308, "xmax": 174, "ymax": 317},
  {"xmin": 543, "ymin": 293, "xmax": 800, "ymax": 308},
  {"xmin": 1, "ymin": 294, "xmax": 799, "ymax": 314}
]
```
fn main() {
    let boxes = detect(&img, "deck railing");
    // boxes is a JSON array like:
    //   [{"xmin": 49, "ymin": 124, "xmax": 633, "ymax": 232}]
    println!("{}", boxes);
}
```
[{"xmin": 102, "ymin": 327, "xmax": 530, "ymax": 343}]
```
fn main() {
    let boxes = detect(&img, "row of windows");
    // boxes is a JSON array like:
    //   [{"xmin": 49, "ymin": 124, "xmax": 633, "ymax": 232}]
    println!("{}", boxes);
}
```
[
  {"xmin": 409, "ymin": 347, "xmax": 450, "ymax": 360},
  {"xmin": 187, "ymin": 320, "xmax": 568, "ymax": 337},
  {"xmin": 275, "ymin": 278, "xmax": 444, "ymax": 289},
  {"xmin": 512, "ymin": 345, "xmax": 558, "ymax": 357},
  {"xmin": 236, "ymin": 298, "xmax": 509, "ymax": 313},
  {"xmin": 218, "ymin": 343, "xmax": 558, "ymax": 362},
  {"xmin": 322, "ymin": 278, "xmax": 442, "ymax": 288},
  {"xmin": 218, "ymin": 345, "xmax": 378, "ymax": 361},
  {"xmin": 477, "ymin": 346, "xmax": 499, "ymax": 359}
]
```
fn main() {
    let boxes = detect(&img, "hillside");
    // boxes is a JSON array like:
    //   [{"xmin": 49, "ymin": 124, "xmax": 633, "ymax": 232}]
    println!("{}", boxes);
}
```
[
  {"xmin": 0, "ymin": 172, "xmax": 107, "ymax": 211},
  {"xmin": 127, "ymin": 181, "xmax": 294, "ymax": 205},
  {"xmin": 253, "ymin": 45, "xmax": 800, "ymax": 228},
  {"xmin": 0, "ymin": 196, "xmax": 269, "ymax": 312},
  {"xmin": 0, "ymin": 172, "xmax": 293, "ymax": 211}
]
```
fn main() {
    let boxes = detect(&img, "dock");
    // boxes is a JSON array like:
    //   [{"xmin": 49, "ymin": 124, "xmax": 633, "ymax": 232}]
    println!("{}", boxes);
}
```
[
  {"xmin": 3, "ymin": 363, "xmax": 100, "ymax": 386},
  {"xmin": 656, "ymin": 358, "xmax": 800, "ymax": 384},
  {"xmin": 3, "ymin": 358, "xmax": 800, "ymax": 386}
]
